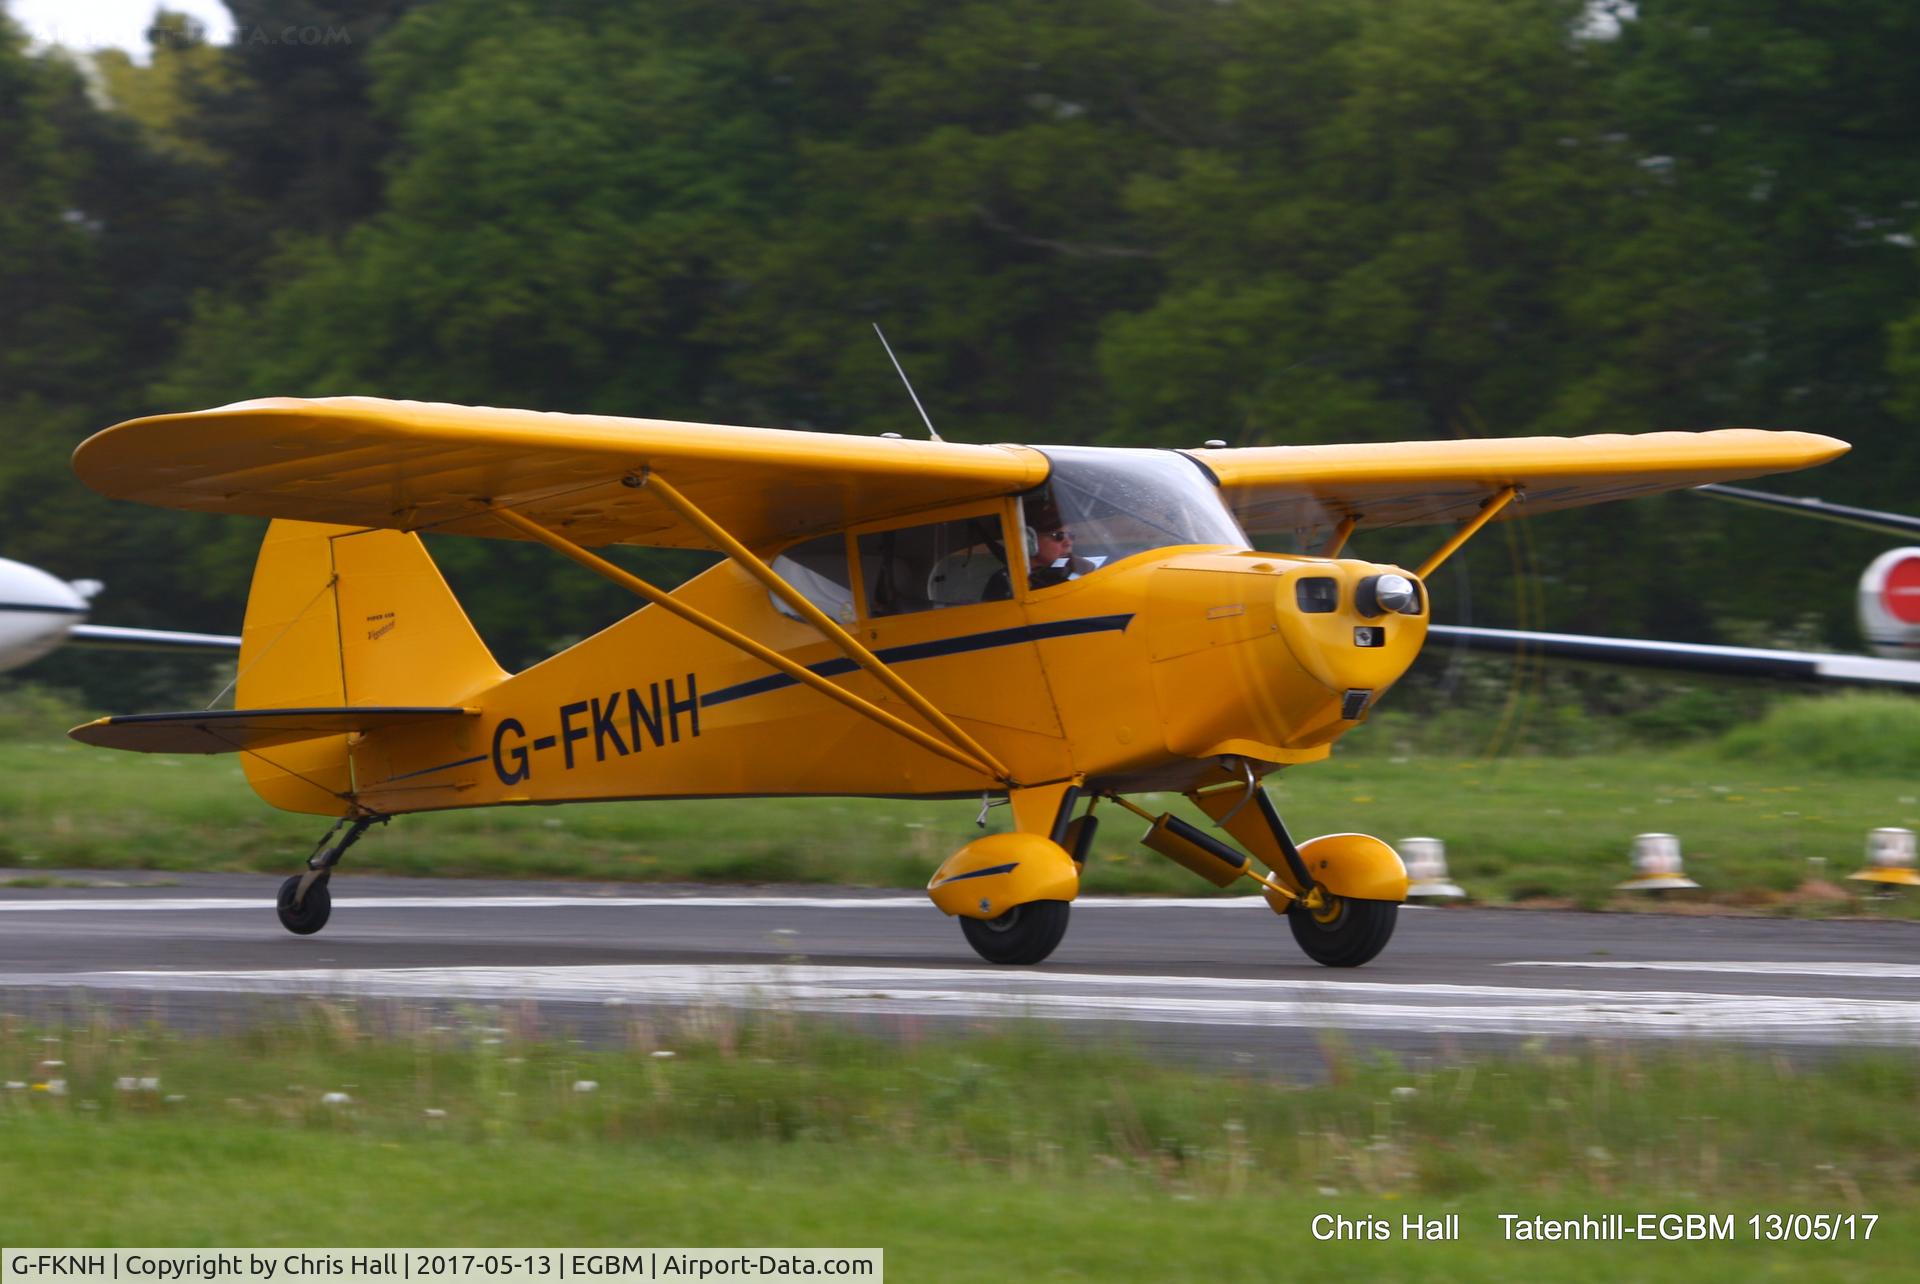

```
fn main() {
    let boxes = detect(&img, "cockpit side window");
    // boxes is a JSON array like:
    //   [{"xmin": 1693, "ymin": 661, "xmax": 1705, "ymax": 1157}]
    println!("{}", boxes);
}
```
[
  {"xmin": 857, "ymin": 513, "xmax": 1012, "ymax": 618},
  {"xmin": 770, "ymin": 533, "xmax": 855, "ymax": 624}
]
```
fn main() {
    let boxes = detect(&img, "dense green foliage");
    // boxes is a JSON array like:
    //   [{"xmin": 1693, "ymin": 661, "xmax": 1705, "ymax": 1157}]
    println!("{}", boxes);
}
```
[{"xmin": 5, "ymin": 0, "xmax": 1920, "ymax": 704}]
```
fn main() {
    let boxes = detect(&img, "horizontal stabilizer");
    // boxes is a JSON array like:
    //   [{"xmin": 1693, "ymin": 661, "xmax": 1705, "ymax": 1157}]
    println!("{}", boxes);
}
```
[{"xmin": 69, "ymin": 706, "xmax": 477, "ymax": 755}]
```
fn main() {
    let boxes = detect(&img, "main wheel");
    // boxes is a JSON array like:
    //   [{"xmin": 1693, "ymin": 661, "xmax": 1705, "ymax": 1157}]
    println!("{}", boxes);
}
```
[
  {"xmin": 1288, "ymin": 893, "xmax": 1396, "ymax": 967},
  {"xmin": 276, "ymin": 874, "xmax": 332, "ymax": 936},
  {"xmin": 960, "ymin": 900, "xmax": 1070, "ymax": 965}
]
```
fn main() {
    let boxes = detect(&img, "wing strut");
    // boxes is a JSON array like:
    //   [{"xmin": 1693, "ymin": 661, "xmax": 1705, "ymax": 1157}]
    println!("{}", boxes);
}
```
[
  {"xmin": 635, "ymin": 470, "xmax": 1016, "ymax": 784},
  {"xmin": 487, "ymin": 505, "xmax": 1013, "ymax": 786},
  {"xmin": 1320, "ymin": 516, "xmax": 1357, "ymax": 558},
  {"xmin": 1416, "ymin": 487, "xmax": 1517, "ymax": 578}
]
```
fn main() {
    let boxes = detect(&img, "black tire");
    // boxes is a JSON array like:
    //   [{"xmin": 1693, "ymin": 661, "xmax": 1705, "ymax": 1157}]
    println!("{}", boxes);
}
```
[
  {"xmin": 276, "ymin": 874, "xmax": 332, "ymax": 936},
  {"xmin": 960, "ymin": 900, "xmax": 1070, "ymax": 965},
  {"xmin": 1288, "ymin": 894, "xmax": 1397, "ymax": 967}
]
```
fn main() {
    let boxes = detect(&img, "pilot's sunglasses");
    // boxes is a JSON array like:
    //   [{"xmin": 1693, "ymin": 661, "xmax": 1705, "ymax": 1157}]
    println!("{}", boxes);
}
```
[{"xmin": 1044, "ymin": 528, "xmax": 1071, "ymax": 540}]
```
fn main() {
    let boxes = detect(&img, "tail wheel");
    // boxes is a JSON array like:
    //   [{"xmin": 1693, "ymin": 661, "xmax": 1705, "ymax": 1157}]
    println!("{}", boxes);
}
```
[
  {"xmin": 960, "ymin": 900, "xmax": 1070, "ymax": 965},
  {"xmin": 1287, "ymin": 893, "xmax": 1396, "ymax": 967},
  {"xmin": 276, "ymin": 874, "xmax": 332, "ymax": 936}
]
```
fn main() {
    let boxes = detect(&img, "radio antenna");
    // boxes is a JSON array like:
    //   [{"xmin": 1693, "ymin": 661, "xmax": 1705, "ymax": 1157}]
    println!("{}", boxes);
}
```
[{"xmin": 873, "ymin": 323, "xmax": 943, "ymax": 442}]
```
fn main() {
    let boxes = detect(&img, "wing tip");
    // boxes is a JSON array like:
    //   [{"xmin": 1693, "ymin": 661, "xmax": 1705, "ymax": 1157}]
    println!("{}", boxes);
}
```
[
  {"xmin": 67, "ymin": 716, "xmax": 150, "ymax": 752},
  {"xmin": 1802, "ymin": 432, "xmax": 1851, "ymax": 464}
]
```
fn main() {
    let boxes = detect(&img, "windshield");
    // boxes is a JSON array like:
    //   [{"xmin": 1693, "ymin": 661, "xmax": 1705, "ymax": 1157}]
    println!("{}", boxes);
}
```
[{"xmin": 1023, "ymin": 448, "xmax": 1248, "ymax": 582}]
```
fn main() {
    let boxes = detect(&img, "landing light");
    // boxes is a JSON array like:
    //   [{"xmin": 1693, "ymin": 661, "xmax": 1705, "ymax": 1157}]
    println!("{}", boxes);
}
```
[
  {"xmin": 1356, "ymin": 573, "xmax": 1419, "ymax": 617},
  {"xmin": 1375, "ymin": 574, "xmax": 1416, "ymax": 612}
]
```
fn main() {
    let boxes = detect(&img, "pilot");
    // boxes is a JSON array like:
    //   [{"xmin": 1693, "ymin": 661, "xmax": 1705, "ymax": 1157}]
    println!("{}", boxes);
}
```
[
  {"xmin": 1027, "ymin": 522, "xmax": 1095, "ymax": 588},
  {"xmin": 980, "ymin": 499, "xmax": 1097, "ymax": 600}
]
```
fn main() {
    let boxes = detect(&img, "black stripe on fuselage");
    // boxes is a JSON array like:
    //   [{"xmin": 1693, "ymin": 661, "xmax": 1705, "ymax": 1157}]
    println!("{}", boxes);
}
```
[
  {"xmin": 372, "ymin": 614, "xmax": 1135, "ymax": 786},
  {"xmin": 0, "ymin": 601, "xmax": 85, "ymax": 616},
  {"xmin": 698, "ymin": 613, "xmax": 1135, "ymax": 709}
]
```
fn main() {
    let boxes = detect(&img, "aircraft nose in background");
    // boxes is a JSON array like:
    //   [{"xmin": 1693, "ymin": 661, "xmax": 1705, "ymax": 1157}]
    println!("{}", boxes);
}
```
[
  {"xmin": 0, "ymin": 557, "xmax": 90, "ymax": 671},
  {"xmin": 1858, "ymin": 547, "xmax": 1920, "ymax": 657}
]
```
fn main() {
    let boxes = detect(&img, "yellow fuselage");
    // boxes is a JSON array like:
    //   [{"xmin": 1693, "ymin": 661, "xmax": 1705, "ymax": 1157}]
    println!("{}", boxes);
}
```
[{"xmin": 263, "ymin": 524, "xmax": 1427, "ymax": 818}]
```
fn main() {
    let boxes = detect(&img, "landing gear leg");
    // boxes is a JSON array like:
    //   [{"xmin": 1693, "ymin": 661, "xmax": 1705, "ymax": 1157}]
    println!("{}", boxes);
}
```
[
  {"xmin": 1172, "ymin": 781, "xmax": 1405, "ymax": 968},
  {"xmin": 1239, "ymin": 792, "xmax": 1400, "ymax": 968},
  {"xmin": 276, "ymin": 812, "xmax": 383, "ymax": 936}
]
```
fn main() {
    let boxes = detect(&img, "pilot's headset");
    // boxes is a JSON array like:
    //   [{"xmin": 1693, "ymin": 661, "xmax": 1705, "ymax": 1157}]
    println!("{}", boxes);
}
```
[{"xmin": 1023, "ymin": 497, "xmax": 1060, "ymax": 564}]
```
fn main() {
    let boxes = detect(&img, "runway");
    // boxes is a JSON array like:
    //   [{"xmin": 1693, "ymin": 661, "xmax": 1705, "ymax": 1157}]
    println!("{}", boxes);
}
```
[{"xmin": 2, "ymin": 870, "xmax": 1916, "ymax": 1067}]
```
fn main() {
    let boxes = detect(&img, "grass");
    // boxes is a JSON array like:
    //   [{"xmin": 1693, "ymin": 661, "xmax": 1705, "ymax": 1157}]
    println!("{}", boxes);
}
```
[
  {"xmin": 4, "ymin": 737, "xmax": 1917, "ymax": 914},
  {"xmin": 1717, "ymin": 691, "xmax": 1920, "ymax": 773},
  {"xmin": 4, "ymin": 686, "xmax": 1918, "ymax": 911},
  {"xmin": 1, "ymin": 1011, "xmax": 1916, "ymax": 1276}
]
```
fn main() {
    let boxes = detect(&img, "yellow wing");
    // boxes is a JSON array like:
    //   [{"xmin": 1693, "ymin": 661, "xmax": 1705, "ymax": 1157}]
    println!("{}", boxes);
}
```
[
  {"xmin": 1190, "ymin": 430, "xmax": 1848, "ymax": 536},
  {"xmin": 72, "ymin": 397, "xmax": 1049, "ymax": 551}
]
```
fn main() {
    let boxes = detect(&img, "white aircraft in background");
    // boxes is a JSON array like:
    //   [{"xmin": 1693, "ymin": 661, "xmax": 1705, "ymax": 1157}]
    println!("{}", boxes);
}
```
[
  {"xmin": 0, "ymin": 556, "xmax": 238, "ymax": 673},
  {"xmin": 1430, "ymin": 484, "xmax": 1920, "ymax": 688}
]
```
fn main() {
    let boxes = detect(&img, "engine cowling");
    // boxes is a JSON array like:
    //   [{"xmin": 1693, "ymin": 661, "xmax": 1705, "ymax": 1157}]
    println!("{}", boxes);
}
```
[{"xmin": 1144, "ymin": 552, "xmax": 1427, "ymax": 764}]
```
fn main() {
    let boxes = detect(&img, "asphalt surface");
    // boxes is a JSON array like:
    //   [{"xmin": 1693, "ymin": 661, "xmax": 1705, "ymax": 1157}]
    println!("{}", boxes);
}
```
[{"xmin": 1, "ymin": 869, "xmax": 1916, "ymax": 1069}]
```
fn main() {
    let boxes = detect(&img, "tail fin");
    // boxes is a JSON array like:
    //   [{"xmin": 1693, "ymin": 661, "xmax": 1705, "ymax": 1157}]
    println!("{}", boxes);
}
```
[{"xmin": 238, "ymin": 520, "xmax": 505, "ymax": 814}]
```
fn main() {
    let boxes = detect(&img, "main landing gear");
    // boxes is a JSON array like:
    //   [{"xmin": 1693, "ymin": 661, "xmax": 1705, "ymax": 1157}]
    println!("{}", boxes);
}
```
[
  {"xmin": 927, "ymin": 778, "xmax": 1409, "ymax": 969},
  {"xmin": 961, "ymin": 900, "xmax": 1072, "ymax": 965},
  {"xmin": 928, "ymin": 784, "xmax": 1091, "ymax": 967},
  {"xmin": 1286, "ymin": 892, "xmax": 1399, "ymax": 968},
  {"xmin": 276, "ymin": 812, "xmax": 383, "ymax": 936}
]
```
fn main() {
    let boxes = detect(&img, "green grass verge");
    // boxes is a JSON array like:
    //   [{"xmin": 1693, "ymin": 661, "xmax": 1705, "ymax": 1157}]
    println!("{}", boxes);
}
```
[
  {"xmin": 2, "ymin": 1014, "xmax": 1916, "ymax": 1277},
  {"xmin": 1717, "ymin": 692, "xmax": 1920, "ymax": 773},
  {"xmin": 6, "ymin": 736, "xmax": 1918, "ymax": 913}
]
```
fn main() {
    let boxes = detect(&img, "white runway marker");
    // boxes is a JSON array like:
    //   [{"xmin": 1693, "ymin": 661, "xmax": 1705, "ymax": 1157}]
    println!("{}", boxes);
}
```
[
  {"xmin": 7, "ymin": 963, "xmax": 1918, "ymax": 1044},
  {"xmin": 1507, "ymin": 960, "xmax": 1920, "ymax": 980}
]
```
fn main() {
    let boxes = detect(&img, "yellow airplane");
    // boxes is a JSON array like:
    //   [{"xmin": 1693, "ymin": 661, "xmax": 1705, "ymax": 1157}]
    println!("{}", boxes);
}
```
[{"xmin": 68, "ymin": 398, "xmax": 1845, "ymax": 966}]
